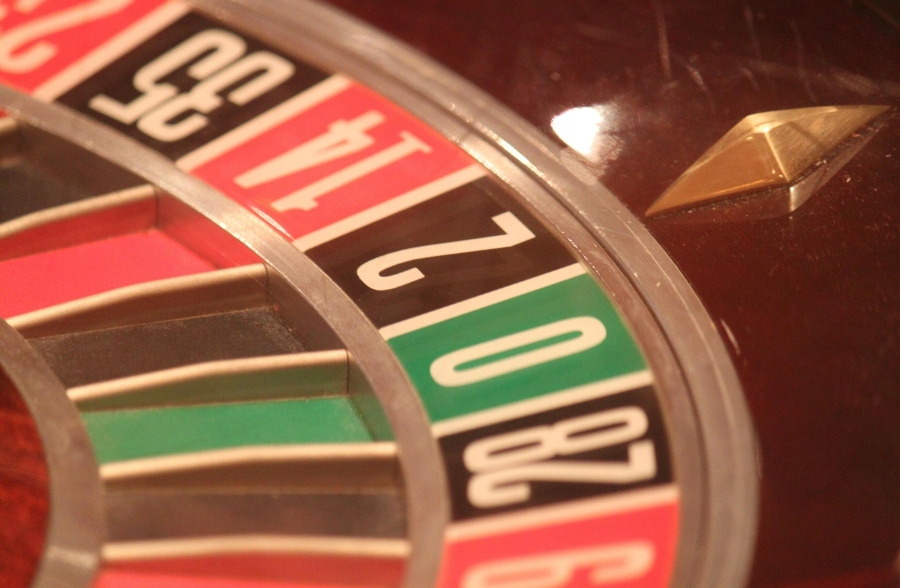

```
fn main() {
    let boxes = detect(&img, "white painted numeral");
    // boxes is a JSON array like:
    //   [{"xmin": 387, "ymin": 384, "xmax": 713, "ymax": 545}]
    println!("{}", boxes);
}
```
[
  {"xmin": 465, "ymin": 407, "xmax": 655, "ymax": 508},
  {"xmin": 0, "ymin": 0, "xmax": 133, "ymax": 73},
  {"xmin": 357, "ymin": 211, "xmax": 535, "ymax": 291},
  {"xmin": 89, "ymin": 28, "xmax": 294, "ymax": 141},
  {"xmin": 430, "ymin": 316, "xmax": 605, "ymax": 387},
  {"xmin": 270, "ymin": 128, "xmax": 431, "ymax": 211},
  {"xmin": 136, "ymin": 50, "xmax": 293, "ymax": 141},
  {"xmin": 462, "ymin": 542, "xmax": 655, "ymax": 588},
  {"xmin": 91, "ymin": 29, "xmax": 244, "ymax": 125},
  {"xmin": 232, "ymin": 107, "xmax": 433, "ymax": 211},
  {"xmin": 236, "ymin": 110, "xmax": 384, "ymax": 188}
]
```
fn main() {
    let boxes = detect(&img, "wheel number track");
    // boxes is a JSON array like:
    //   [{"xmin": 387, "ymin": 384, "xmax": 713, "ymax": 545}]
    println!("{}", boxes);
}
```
[{"xmin": 0, "ymin": 2, "xmax": 683, "ymax": 587}]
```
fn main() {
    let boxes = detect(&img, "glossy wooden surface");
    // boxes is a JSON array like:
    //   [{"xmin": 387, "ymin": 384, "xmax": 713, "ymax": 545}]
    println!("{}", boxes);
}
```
[
  {"xmin": 326, "ymin": 1, "xmax": 900, "ymax": 586},
  {"xmin": 0, "ymin": 372, "xmax": 48, "ymax": 588}
]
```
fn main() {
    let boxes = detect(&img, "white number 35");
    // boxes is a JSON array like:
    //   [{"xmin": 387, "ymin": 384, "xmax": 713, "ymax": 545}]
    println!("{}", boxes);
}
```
[{"xmin": 90, "ymin": 27, "xmax": 294, "ymax": 141}]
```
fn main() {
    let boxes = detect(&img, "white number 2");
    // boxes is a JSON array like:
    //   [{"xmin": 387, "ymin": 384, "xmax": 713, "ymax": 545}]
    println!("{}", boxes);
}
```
[
  {"xmin": 357, "ymin": 211, "xmax": 535, "ymax": 291},
  {"xmin": 465, "ymin": 407, "xmax": 656, "ymax": 508},
  {"xmin": 89, "ymin": 28, "xmax": 294, "ymax": 141},
  {"xmin": 463, "ymin": 542, "xmax": 655, "ymax": 588}
]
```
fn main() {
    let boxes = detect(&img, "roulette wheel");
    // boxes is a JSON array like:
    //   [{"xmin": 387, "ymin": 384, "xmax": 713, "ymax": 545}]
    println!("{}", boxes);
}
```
[{"xmin": 0, "ymin": 0, "xmax": 896, "ymax": 587}]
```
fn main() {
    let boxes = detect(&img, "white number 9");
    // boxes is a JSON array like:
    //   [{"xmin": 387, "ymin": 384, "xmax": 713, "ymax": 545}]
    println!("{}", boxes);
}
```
[{"xmin": 462, "ymin": 542, "xmax": 655, "ymax": 588}]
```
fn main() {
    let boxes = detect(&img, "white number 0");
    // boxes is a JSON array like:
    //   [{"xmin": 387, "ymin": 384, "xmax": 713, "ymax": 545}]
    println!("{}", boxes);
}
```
[{"xmin": 430, "ymin": 316, "xmax": 606, "ymax": 387}]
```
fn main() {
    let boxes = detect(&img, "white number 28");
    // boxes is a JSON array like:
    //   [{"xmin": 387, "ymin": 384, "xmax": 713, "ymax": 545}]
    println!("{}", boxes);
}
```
[{"xmin": 465, "ymin": 406, "xmax": 656, "ymax": 508}]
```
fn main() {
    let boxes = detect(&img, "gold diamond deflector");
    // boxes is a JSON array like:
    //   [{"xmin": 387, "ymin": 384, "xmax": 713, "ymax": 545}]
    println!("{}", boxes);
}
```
[{"xmin": 646, "ymin": 105, "xmax": 889, "ymax": 217}]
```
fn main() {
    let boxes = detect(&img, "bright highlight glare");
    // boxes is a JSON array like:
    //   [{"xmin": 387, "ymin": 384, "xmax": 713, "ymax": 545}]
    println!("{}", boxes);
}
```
[{"xmin": 551, "ymin": 105, "xmax": 610, "ymax": 157}]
